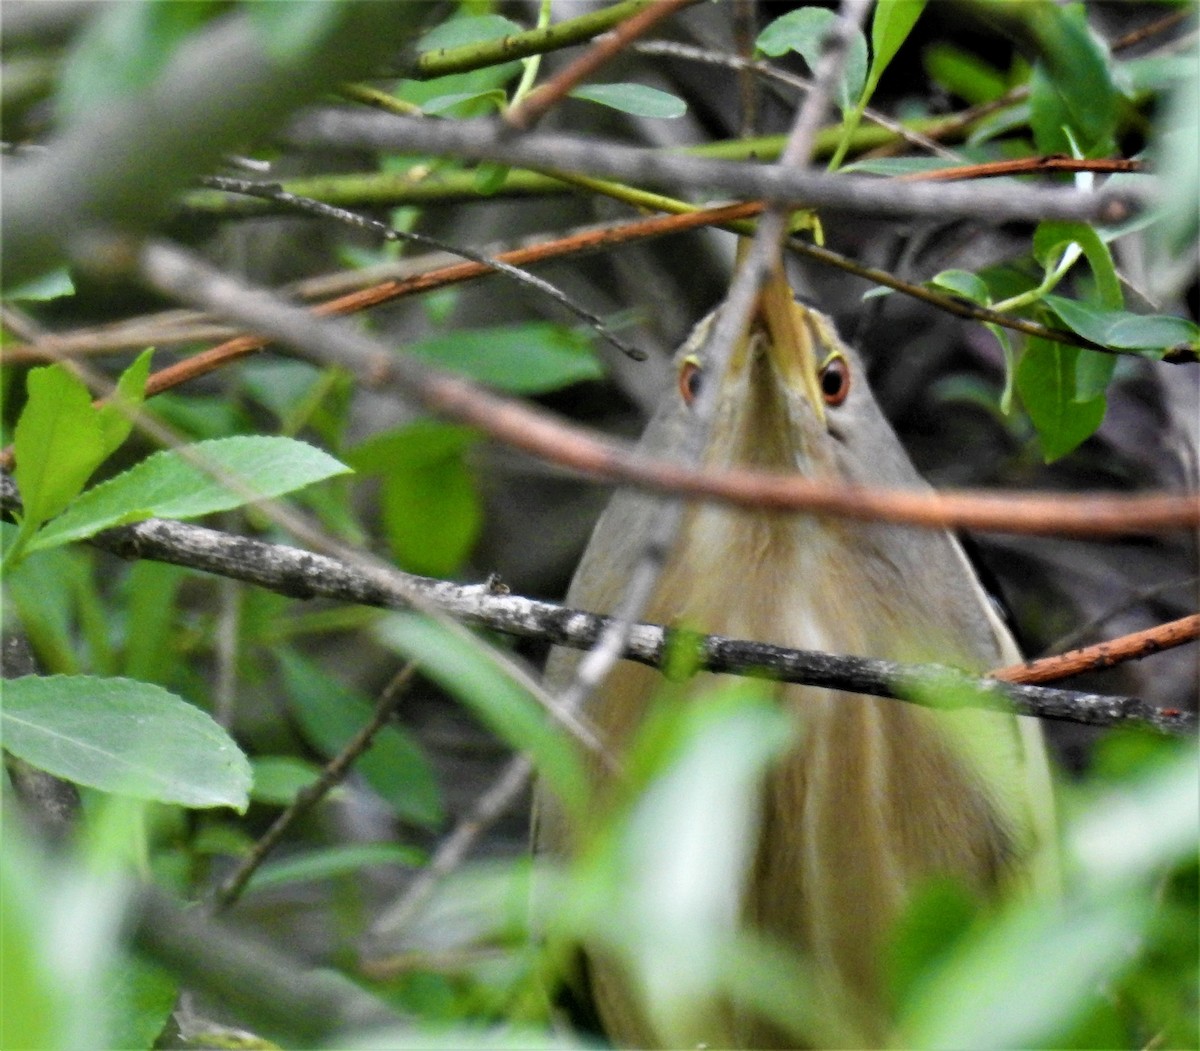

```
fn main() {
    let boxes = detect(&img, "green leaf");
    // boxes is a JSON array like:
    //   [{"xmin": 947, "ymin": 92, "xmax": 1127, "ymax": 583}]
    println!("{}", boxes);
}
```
[
  {"xmin": 867, "ymin": 0, "xmax": 927, "ymax": 97},
  {"xmin": 28, "ymin": 436, "xmax": 351, "ymax": 552},
  {"xmin": 473, "ymin": 162, "xmax": 511, "ymax": 196},
  {"xmin": 397, "ymin": 14, "xmax": 524, "ymax": 116},
  {"xmin": 122, "ymin": 561, "xmax": 186, "ymax": 682},
  {"xmin": 249, "ymin": 755, "xmax": 336, "ymax": 806},
  {"xmin": 757, "ymin": 8, "xmax": 868, "ymax": 115},
  {"xmin": 569, "ymin": 83, "xmax": 687, "ymax": 119},
  {"xmin": 928, "ymin": 269, "xmax": 990, "ymax": 304},
  {"xmin": 421, "ymin": 89, "xmax": 508, "ymax": 115},
  {"xmin": 247, "ymin": 843, "xmax": 425, "ymax": 893},
  {"xmin": 278, "ymin": 651, "xmax": 444, "ymax": 827},
  {"xmin": 924, "ymin": 44, "xmax": 1007, "ymax": 105},
  {"xmin": 350, "ymin": 422, "xmax": 482, "ymax": 578},
  {"xmin": 1044, "ymin": 295, "xmax": 1199, "ymax": 356},
  {"xmin": 3, "ymin": 268, "xmax": 75, "ymax": 302},
  {"xmin": 12, "ymin": 365, "xmax": 107, "ymax": 532},
  {"xmin": 100, "ymin": 953, "xmax": 178, "ymax": 1051},
  {"xmin": 1024, "ymin": 3, "xmax": 1117, "ymax": 155},
  {"xmin": 417, "ymin": 13, "xmax": 525, "ymax": 51},
  {"xmin": 886, "ymin": 879, "xmax": 980, "ymax": 1012},
  {"xmin": 1032, "ymin": 222, "xmax": 1121, "ymax": 309},
  {"xmin": 94, "ymin": 347, "xmax": 154, "ymax": 463},
  {"xmin": 1015, "ymin": 338, "xmax": 1106, "ymax": 462},
  {"xmin": 405, "ymin": 322, "xmax": 604, "ymax": 393},
  {"xmin": 375, "ymin": 614, "xmax": 587, "ymax": 821},
  {"xmin": 1, "ymin": 675, "xmax": 251, "ymax": 809}
]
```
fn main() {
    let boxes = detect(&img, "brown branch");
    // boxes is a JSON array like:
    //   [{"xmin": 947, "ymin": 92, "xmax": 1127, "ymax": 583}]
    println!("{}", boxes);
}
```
[
  {"xmin": 991, "ymin": 613, "xmax": 1200, "ymax": 686},
  {"xmin": 898, "ymin": 156, "xmax": 1146, "ymax": 182},
  {"xmin": 506, "ymin": 0, "xmax": 699, "ymax": 130},
  {"xmin": 137, "ymin": 238, "xmax": 1200, "ymax": 538},
  {"xmin": 137, "ymin": 201, "xmax": 762, "ymax": 399}
]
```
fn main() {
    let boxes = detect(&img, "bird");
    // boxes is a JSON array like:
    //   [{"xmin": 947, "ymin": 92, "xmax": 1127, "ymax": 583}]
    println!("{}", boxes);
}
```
[{"xmin": 535, "ymin": 269, "xmax": 1059, "ymax": 1048}]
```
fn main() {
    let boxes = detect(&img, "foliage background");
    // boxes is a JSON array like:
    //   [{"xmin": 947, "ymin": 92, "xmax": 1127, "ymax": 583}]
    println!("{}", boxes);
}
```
[{"xmin": 1, "ymin": 1, "xmax": 1197, "ymax": 1048}]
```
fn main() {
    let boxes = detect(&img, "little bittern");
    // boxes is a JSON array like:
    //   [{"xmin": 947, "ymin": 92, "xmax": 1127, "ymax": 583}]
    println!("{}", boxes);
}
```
[{"xmin": 537, "ymin": 273, "xmax": 1058, "ymax": 1048}]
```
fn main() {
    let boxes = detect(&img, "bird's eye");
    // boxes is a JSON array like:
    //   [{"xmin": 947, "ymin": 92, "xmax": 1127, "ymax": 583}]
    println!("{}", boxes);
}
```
[
  {"xmin": 818, "ymin": 354, "xmax": 851, "ymax": 406},
  {"xmin": 678, "ymin": 356, "xmax": 703, "ymax": 406}
]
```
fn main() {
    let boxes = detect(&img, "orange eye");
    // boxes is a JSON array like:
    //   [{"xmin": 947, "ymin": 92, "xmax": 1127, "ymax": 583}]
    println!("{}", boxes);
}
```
[
  {"xmin": 678, "ymin": 357, "xmax": 703, "ymax": 405},
  {"xmin": 819, "ymin": 355, "xmax": 851, "ymax": 406}
]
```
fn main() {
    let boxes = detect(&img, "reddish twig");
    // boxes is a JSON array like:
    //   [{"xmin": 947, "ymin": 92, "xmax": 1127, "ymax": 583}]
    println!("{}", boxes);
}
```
[
  {"xmin": 991, "ymin": 613, "xmax": 1200, "ymax": 686},
  {"xmin": 898, "ymin": 156, "xmax": 1146, "ymax": 182},
  {"xmin": 506, "ymin": 0, "xmax": 699, "ymax": 130},
  {"xmin": 138, "ymin": 201, "xmax": 762, "ymax": 399}
]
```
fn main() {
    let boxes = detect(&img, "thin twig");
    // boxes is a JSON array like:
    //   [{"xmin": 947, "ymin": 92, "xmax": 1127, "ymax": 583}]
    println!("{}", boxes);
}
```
[
  {"xmin": 992, "ymin": 613, "xmax": 1200, "ymax": 686},
  {"xmin": 897, "ymin": 156, "xmax": 1146, "ymax": 182},
  {"xmin": 212, "ymin": 663, "xmax": 419, "ymax": 912},
  {"xmin": 199, "ymin": 174, "xmax": 646, "ymax": 361}
]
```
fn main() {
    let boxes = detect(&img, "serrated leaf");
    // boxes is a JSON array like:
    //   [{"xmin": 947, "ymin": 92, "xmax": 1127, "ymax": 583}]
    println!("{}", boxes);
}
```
[
  {"xmin": 1044, "ymin": 295, "xmax": 1198, "ymax": 356},
  {"xmin": 278, "ymin": 651, "xmax": 443, "ymax": 827},
  {"xmin": 929, "ymin": 269, "xmax": 990, "ymax": 304},
  {"xmin": 570, "ymin": 83, "xmax": 687, "ymax": 119},
  {"xmin": 757, "ymin": 8, "xmax": 868, "ymax": 115},
  {"xmin": 375, "ymin": 614, "xmax": 586, "ymax": 821},
  {"xmin": 1, "ymin": 675, "xmax": 251, "ymax": 809},
  {"xmin": 28, "ymin": 436, "xmax": 351, "ymax": 552},
  {"xmin": 405, "ymin": 322, "xmax": 603, "ymax": 393},
  {"xmin": 1016, "ymin": 338, "xmax": 1106, "ymax": 461},
  {"xmin": 13, "ymin": 365, "xmax": 107, "ymax": 531},
  {"xmin": 95, "ymin": 348, "xmax": 154, "ymax": 462}
]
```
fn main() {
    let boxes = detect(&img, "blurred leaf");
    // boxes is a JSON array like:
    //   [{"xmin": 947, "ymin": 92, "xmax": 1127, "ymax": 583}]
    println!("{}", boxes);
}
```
[
  {"xmin": 349, "ymin": 422, "xmax": 482, "ymax": 577},
  {"xmin": 421, "ymin": 89, "xmax": 508, "ymax": 115},
  {"xmin": 3, "ymin": 268, "xmax": 75, "ymax": 302},
  {"xmin": 2, "ymin": 539, "xmax": 84, "ymax": 674},
  {"xmin": 374, "ymin": 614, "xmax": 587, "ymax": 821},
  {"xmin": 1, "ymin": 675, "xmax": 251, "ymax": 809},
  {"xmin": 1015, "ymin": 338, "xmax": 1106, "ymax": 461},
  {"xmin": 1043, "ymin": 295, "xmax": 1198, "ymax": 355},
  {"xmin": 924, "ymin": 44, "xmax": 1006, "ymax": 105},
  {"xmin": 247, "ymin": 843, "xmax": 425, "ymax": 893},
  {"xmin": 899, "ymin": 894, "xmax": 1147, "ymax": 1050},
  {"xmin": 56, "ymin": 1, "xmax": 221, "ymax": 124},
  {"xmin": 473, "ymin": 162, "xmax": 510, "ymax": 195},
  {"xmin": 885, "ymin": 879, "xmax": 980, "ymax": 1012},
  {"xmin": 397, "ymin": 14, "xmax": 523, "ymax": 116},
  {"xmin": 278, "ymin": 651, "xmax": 444, "ymax": 828},
  {"xmin": 100, "ymin": 953, "xmax": 178, "ymax": 1051},
  {"xmin": 249, "ymin": 755, "xmax": 339, "ymax": 806},
  {"xmin": 1023, "ymin": 3, "xmax": 1117, "ymax": 155},
  {"xmin": 405, "ymin": 322, "xmax": 603, "ymax": 393},
  {"xmin": 121, "ymin": 560, "xmax": 186, "ymax": 682},
  {"xmin": 28, "ymin": 437, "xmax": 351, "ymax": 552},
  {"xmin": 417, "ymin": 13, "xmax": 524, "ymax": 51},
  {"xmin": 245, "ymin": 2, "xmax": 344, "ymax": 63},
  {"xmin": 1150, "ymin": 58, "xmax": 1199, "ymax": 261},
  {"xmin": 569, "ymin": 83, "xmax": 687, "ymax": 119},
  {"xmin": 928, "ymin": 269, "xmax": 990, "ymax": 303},
  {"xmin": 757, "ymin": 8, "xmax": 868, "ymax": 115}
]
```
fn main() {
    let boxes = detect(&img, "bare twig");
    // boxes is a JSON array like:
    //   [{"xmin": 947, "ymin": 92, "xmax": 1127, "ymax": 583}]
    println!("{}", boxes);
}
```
[
  {"xmin": 198, "ymin": 174, "xmax": 646, "ymax": 361},
  {"xmin": 213, "ymin": 663, "xmax": 419, "ymax": 912},
  {"xmin": 992, "ymin": 613, "xmax": 1200, "ymax": 686}
]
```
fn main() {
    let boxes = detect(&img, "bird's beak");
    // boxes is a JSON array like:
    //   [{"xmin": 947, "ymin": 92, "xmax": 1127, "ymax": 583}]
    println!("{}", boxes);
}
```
[{"xmin": 757, "ymin": 268, "xmax": 826, "ymax": 425}]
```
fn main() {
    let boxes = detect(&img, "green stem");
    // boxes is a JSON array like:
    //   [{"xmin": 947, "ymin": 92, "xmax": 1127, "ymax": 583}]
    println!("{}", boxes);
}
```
[
  {"xmin": 412, "ymin": 0, "xmax": 657, "ymax": 80},
  {"xmin": 509, "ymin": 0, "xmax": 554, "ymax": 108}
]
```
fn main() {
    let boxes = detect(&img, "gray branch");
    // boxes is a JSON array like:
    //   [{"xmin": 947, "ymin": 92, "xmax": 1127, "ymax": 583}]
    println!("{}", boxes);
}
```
[
  {"xmin": 70, "ymin": 508, "xmax": 1192, "ymax": 737},
  {"xmin": 284, "ymin": 109, "xmax": 1147, "ymax": 226}
]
